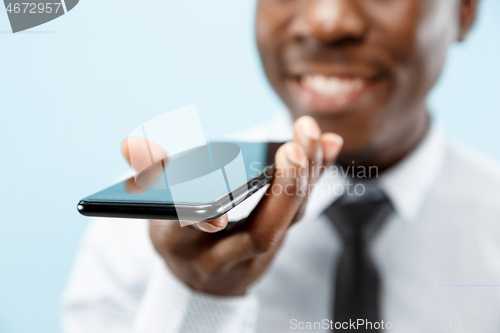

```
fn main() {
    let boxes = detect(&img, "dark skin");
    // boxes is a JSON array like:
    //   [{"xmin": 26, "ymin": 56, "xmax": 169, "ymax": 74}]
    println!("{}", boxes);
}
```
[{"xmin": 121, "ymin": 0, "xmax": 479, "ymax": 296}]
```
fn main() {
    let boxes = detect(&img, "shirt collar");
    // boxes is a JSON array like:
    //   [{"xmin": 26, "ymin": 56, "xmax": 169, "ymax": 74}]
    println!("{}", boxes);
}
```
[{"xmin": 378, "ymin": 125, "xmax": 447, "ymax": 223}]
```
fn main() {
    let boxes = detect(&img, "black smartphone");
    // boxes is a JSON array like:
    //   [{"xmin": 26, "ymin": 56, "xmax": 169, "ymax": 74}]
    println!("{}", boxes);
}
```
[{"xmin": 77, "ymin": 142, "xmax": 282, "ymax": 222}]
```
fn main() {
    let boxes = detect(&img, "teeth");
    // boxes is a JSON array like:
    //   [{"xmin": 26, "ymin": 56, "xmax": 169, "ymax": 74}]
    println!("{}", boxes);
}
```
[{"xmin": 301, "ymin": 75, "xmax": 365, "ymax": 97}]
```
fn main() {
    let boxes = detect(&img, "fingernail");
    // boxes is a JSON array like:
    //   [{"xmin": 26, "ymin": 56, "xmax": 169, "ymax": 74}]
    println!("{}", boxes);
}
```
[
  {"xmin": 284, "ymin": 142, "xmax": 307, "ymax": 166},
  {"xmin": 328, "ymin": 133, "xmax": 344, "ymax": 146},
  {"xmin": 323, "ymin": 133, "xmax": 344, "ymax": 162},
  {"xmin": 197, "ymin": 222, "xmax": 222, "ymax": 233},
  {"xmin": 299, "ymin": 116, "xmax": 321, "ymax": 140}
]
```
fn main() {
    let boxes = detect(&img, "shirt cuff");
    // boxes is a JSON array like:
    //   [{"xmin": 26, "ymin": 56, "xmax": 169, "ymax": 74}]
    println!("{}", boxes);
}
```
[{"xmin": 134, "ymin": 256, "xmax": 259, "ymax": 333}]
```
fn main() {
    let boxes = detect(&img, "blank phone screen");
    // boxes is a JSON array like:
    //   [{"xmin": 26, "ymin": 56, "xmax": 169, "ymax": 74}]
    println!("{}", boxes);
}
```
[{"xmin": 84, "ymin": 142, "xmax": 279, "ymax": 205}]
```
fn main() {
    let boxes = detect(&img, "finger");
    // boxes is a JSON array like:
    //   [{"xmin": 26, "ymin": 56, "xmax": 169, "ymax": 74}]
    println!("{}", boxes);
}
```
[
  {"xmin": 125, "ymin": 177, "xmax": 147, "ymax": 194},
  {"xmin": 151, "ymin": 215, "xmax": 228, "ymax": 235},
  {"xmin": 293, "ymin": 116, "xmax": 322, "ymax": 164},
  {"xmin": 320, "ymin": 133, "xmax": 344, "ymax": 167},
  {"xmin": 121, "ymin": 137, "xmax": 168, "ymax": 173},
  {"xmin": 232, "ymin": 142, "xmax": 308, "ymax": 256},
  {"xmin": 121, "ymin": 139, "xmax": 132, "ymax": 165},
  {"xmin": 293, "ymin": 116, "xmax": 323, "ymax": 187},
  {"xmin": 291, "ymin": 133, "xmax": 343, "ymax": 223},
  {"xmin": 121, "ymin": 137, "xmax": 169, "ymax": 190},
  {"xmin": 195, "ymin": 215, "xmax": 229, "ymax": 233},
  {"xmin": 135, "ymin": 160, "xmax": 168, "ymax": 189},
  {"xmin": 291, "ymin": 133, "xmax": 344, "ymax": 225}
]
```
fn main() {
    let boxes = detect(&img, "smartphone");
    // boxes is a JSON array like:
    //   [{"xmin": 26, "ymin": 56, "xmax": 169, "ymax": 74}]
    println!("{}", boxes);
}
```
[{"xmin": 77, "ymin": 142, "xmax": 282, "ymax": 222}]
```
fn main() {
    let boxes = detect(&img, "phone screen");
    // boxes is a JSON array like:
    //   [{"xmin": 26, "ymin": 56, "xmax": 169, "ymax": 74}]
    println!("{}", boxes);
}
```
[{"xmin": 84, "ymin": 142, "xmax": 280, "ymax": 206}]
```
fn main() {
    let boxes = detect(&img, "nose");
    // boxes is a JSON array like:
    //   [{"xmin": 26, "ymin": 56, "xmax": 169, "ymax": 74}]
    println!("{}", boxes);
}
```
[{"xmin": 292, "ymin": 0, "xmax": 368, "ymax": 46}]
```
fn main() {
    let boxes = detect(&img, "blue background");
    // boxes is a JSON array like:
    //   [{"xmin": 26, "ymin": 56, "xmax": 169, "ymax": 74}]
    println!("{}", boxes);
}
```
[{"xmin": 0, "ymin": 0, "xmax": 499, "ymax": 332}]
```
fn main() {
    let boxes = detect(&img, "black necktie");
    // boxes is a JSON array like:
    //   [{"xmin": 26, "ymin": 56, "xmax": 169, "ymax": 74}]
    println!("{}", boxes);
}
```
[{"xmin": 324, "ymin": 186, "xmax": 392, "ymax": 331}]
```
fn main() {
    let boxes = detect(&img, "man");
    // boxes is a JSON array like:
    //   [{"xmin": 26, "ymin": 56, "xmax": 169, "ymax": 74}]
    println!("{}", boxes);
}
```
[{"xmin": 63, "ymin": 0, "xmax": 500, "ymax": 332}]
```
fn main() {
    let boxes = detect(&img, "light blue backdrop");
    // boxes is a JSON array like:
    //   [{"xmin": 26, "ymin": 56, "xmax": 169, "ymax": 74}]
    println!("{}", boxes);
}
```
[{"xmin": 0, "ymin": 1, "xmax": 499, "ymax": 332}]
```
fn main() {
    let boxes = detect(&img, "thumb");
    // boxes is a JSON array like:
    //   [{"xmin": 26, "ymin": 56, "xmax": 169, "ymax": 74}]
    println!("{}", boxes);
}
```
[{"xmin": 240, "ymin": 142, "xmax": 309, "ymax": 254}]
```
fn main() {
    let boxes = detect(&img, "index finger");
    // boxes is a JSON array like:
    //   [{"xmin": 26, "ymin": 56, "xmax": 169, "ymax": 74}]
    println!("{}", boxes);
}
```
[
  {"xmin": 121, "ymin": 137, "xmax": 168, "ymax": 173},
  {"xmin": 121, "ymin": 137, "xmax": 169, "ymax": 191}
]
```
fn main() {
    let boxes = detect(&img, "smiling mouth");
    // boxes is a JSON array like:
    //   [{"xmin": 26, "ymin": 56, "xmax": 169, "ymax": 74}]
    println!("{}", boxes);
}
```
[
  {"xmin": 300, "ymin": 75, "xmax": 366, "ymax": 97},
  {"xmin": 288, "ymin": 73, "xmax": 384, "ymax": 114}
]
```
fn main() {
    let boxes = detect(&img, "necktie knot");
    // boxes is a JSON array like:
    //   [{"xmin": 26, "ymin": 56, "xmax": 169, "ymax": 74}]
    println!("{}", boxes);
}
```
[{"xmin": 325, "ymin": 186, "xmax": 392, "ymax": 245}]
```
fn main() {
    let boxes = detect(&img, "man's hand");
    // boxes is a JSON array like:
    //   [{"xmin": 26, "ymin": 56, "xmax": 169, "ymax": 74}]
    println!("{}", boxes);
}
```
[{"xmin": 121, "ymin": 116, "xmax": 343, "ymax": 296}]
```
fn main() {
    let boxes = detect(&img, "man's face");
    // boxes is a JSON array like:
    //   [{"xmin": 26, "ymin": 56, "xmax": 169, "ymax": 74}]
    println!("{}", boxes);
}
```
[{"xmin": 256, "ymin": 0, "xmax": 471, "ymax": 156}]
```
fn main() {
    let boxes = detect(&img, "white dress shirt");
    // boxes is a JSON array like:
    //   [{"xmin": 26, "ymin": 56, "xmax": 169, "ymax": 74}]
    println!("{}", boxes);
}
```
[{"xmin": 62, "ymin": 111, "xmax": 500, "ymax": 332}]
